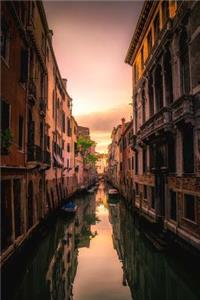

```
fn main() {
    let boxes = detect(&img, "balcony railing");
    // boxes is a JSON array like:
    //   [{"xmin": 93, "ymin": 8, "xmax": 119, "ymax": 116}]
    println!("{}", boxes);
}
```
[
  {"xmin": 172, "ymin": 95, "xmax": 193, "ymax": 124},
  {"xmin": 139, "ymin": 107, "xmax": 171, "ymax": 141},
  {"xmin": 27, "ymin": 144, "xmax": 42, "ymax": 162},
  {"xmin": 40, "ymin": 98, "xmax": 47, "ymax": 117},
  {"xmin": 28, "ymin": 79, "xmax": 37, "ymax": 104},
  {"xmin": 43, "ymin": 150, "xmax": 51, "ymax": 165}
]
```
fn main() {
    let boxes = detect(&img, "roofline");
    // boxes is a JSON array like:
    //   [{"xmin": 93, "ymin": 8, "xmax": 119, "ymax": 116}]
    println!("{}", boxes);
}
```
[
  {"xmin": 38, "ymin": 1, "xmax": 72, "ymax": 99},
  {"xmin": 125, "ymin": 0, "xmax": 155, "ymax": 65}
]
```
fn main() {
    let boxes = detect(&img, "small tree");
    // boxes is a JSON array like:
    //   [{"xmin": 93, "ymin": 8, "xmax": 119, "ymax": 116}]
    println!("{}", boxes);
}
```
[{"xmin": 77, "ymin": 136, "xmax": 98, "ymax": 165}]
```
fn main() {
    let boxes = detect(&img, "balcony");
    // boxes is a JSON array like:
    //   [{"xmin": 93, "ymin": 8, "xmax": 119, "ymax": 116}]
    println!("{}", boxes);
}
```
[
  {"xmin": 172, "ymin": 95, "xmax": 193, "ymax": 124},
  {"xmin": 43, "ymin": 150, "xmax": 51, "ymax": 166},
  {"xmin": 27, "ymin": 144, "xmax": 42, "ymax": 163},
  {"xmin": 28, "ymin": 79, "xmax": 37, "ymax": 104},
  {"xmin": 139, "ymin": 107, "xmax": 172, "ymax": 142},
  {"xmin": 40, "ymin": 99, "xmax": 47, "ymax": 117}
]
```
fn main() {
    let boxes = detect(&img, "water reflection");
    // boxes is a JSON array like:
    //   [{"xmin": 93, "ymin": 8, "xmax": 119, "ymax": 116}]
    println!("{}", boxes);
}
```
[
  {"xmin": 4, "ymin": 183, "xmax": 200, "ymax": 300},
  {"xmin": 109, "ymin": 200, "xmax": 200, "ymax": 300}
]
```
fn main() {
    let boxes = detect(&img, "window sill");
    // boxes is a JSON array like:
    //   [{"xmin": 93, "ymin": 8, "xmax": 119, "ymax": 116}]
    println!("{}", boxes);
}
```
[
  {"xmin": 169, "ymin": 218, "xmax": 177, "ymax": 224},
  {"xmin": 1, "ymin": 56, "xmax": 10, "ymax": 68},
  {"xmin": 18, "ymin": 149, "xmax": 25, "ymax": 154},
  {"xmin": 182, "ymin": 217, "xmax": 197, "ymax": 226},
  {"xmin": 19, "ymin": 82, "xmax": 26, "ymax": 90}
]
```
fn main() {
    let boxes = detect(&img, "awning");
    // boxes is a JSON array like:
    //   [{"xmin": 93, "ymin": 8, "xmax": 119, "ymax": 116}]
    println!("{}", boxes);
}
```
[{"xmin": 53, "ymin": 153, "xmax": 63, "ymax": 168}]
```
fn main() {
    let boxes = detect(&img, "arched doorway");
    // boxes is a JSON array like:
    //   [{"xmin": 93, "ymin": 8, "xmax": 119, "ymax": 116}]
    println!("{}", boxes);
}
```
[
  {"xmin": 27, "ymin": 181, "xmax": 34, "ymax": 229},
  {"xmin": 38, "ymin": 179, "xmax": 43, "ymax": 219}
]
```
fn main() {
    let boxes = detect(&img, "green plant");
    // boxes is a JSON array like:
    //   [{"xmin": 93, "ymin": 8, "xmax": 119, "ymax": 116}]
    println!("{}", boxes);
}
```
[
  {"xmin": 77, "ymin": 136, "xmax": 96, "ymax": 153},
  {"xmin": 1, "ymin": 129, "xmax": 13, "ymax": 153},
  {"xmin": 85, "ymin": 153, "xmax": 98, "ymax": 165}
]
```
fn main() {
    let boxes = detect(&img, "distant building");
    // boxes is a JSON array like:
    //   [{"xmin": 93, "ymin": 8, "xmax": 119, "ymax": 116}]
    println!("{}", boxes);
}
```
[
  {"xmin": 96, "ymin": 153, "xmax": 108, "ymax": 175},
  {"xmin": 77, "ymin": 126, "xmax": 90, "ymax": 138}
]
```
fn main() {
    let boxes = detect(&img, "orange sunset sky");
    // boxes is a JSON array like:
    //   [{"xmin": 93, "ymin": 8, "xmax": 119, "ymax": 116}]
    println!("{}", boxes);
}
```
[{"xmin": 44, "ymin": 1, "xmax": 143, "ymax": 153}]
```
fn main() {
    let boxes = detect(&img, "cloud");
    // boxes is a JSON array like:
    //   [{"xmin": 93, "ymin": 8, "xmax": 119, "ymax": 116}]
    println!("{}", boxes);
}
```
[
  {"xmin": 75, "ymin": 104, "xmax": 133, "ymax": 152},
  {"xmin": 76, "ymin": 104, "xmax": 132, "ymax": 133}
]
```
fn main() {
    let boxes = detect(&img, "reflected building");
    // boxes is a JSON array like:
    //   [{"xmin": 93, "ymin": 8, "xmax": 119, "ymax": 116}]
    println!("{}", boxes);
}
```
[{"xmin": 110, "ymin": 201, "xmax": 200, "ymax": 300}]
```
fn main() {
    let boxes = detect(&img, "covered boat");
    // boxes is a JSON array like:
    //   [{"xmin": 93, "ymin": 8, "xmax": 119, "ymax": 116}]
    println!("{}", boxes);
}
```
[{"xmin": 61, "ymin": 202, "xmax": 77, "ymax": 213}]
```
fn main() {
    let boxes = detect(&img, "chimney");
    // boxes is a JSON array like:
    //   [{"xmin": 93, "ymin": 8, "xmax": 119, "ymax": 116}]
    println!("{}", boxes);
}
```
[
  {"xmin": 62, "ymin": 78, "xmax": 67, "ymax": 90},
  {"xmin": 121, "ymin": 118, "xmax": 125, "ymax": 133},
  {"xmin": 48, "ymin": 29, "xmax": 53, "ymax": 42}
]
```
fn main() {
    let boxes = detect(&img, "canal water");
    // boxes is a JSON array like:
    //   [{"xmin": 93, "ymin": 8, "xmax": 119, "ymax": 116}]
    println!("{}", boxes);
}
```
[{"xmin": 3, "ymin": 182, "xmax": 200, "ymax": 300}]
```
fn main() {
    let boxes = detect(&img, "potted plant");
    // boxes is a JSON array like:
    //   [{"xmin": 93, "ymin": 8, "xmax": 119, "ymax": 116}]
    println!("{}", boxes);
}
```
[{"xmin": 1, "ymin": 128, "xmax": 13, "ymax": 155}]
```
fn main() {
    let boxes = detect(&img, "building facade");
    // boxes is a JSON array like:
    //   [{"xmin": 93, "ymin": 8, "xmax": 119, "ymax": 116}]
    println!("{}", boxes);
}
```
[
  {"xmin": 1, "ymin": 1, "xmax": 96, "ymax": 263},
  {"xmin": 125, "ymin": 0, "xmax": 200, "ymax": 249}
]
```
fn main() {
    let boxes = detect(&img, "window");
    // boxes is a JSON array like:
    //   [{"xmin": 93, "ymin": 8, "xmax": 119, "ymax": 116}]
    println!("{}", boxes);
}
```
[
  {"xmin": 151, "ymin": 187, "xmax": 155, "ymax": 209},
  {"xmin": 164, "ymin": 50, "xmax": 173, "ymax": 104},
  {"xmin": 184, "ymin": 194, "xmax": 196, "ymax": 222},
  {"xmin": 135, "ymin": 183, "xmax": 139, "ymax": 196},
  {"xmin": 154, "ymin": 13, "xmax": 160, "ymax": 42},
  {"xmin": 179, "ymin": 29, "xmax": 190, "ymax": 94},
  {"xmin": 1, "ymin": 99, "xmax": 10, "ymax": 131},
  {"xmin": 1, "ymin": 180, "xmax": 12, "ymax": 250},
  {"xmin": 128, "ymin": 158, "xmax": 131, "ymax": 170},
  {"xmin": 168, "ymin": 136, "xmax": 176, "ymax": 173},
  {"xmin": 183, "ymin": 126, "xmax": 194, "ymax": 173},
  {"xmin": 133, "ymin": 63, "xmax": 138, "ymax": 84},
  {"xmin": 143, "ymin": 148, "xmax": 147, "ymax": 173},
  {"xmin": 135, "ymin": 151, "xmax": 138, "ymax": 175},
  {"xmin": 67, "ymin": 143, "xmax": 70, "ymax": 152},
  {"xmin": 67, "ymin": 159, "xmax": 70, "ymax": 168},
  {"xmin": 147, "ymin": 30, "xmax": 152, "ymax": 55},
  {"xmin": 18, "ymin": 116, "xmax": 23, "ymax": 149},
  {"xmin": 148, "ymin": 74, "xmax": 154, "ymax": 117},
  {"xmin": 41, "ymin": 32, "xmax": 45, "ymax": 54},
  {"xmin": 13, "ymin": 179, "xmax": 21, "ymax": 238},
  {"xmin": 170, "ymin": 191, "xmax": 177, "ymax": 221},
  {"xmin": 132, "ymin": 156, "xmax": 134, "ymax": 170},
  {"xmin": 20, "ymin": 48, "xmax": 28, "ymax": 83},
  {"xmin": 149, "ymin": 145, "xmax": 154, "ymax": 170},
  {"xmin": 162, "ymin": 0, "xmax": 169, "ymax": 26},
  {"xmin": 142, "ymin": 87, "xmax": 146, "ymax": 123},
  {"xmin": 62, "ymin": 112, "xmax": 65, "ymax": 132},
  {"xmin": 134, "ymin": 97, "xmax": 138, "ymax": 133},
  {"xmin": 67, "ymin": 118, "xmax": 71, "ymax": 136},
  {"xmin": 155, "ymin": 64, "xmax": 163, "ymax": 111},
  {"xmin": 144, "ymin": 185, "xmax": 147, "ymax": 200},
  {"xmin": 52, "ymin": 90, "xmax": 55, "ymax": 118},
  {"xmin": 141, "ymin": 46, "xmax": 144, "ymax": 70},
  {"xmin": 1, "ymin": 18, "xmax": 10, "ymax": 63}
]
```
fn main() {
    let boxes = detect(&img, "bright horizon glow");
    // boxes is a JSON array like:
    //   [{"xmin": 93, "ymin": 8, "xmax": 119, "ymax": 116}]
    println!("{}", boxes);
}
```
[{"xmin": 44, "ymin": 1, "xmax": 143, "ymax": 152}]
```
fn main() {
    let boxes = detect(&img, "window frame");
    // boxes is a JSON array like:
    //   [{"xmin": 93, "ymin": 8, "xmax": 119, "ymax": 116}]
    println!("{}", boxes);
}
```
[{"xmin": 183, "ymin": 194, "xmax": 197, "ymax": 224}]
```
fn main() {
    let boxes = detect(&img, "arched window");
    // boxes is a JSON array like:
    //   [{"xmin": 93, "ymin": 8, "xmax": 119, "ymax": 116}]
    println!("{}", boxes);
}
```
[
  {"xmin": 142, "ymin": 84, "xmax": 146, "ymax": 123},
  {"xmin": 148, "ymin": 74, "xmax": 154, "ymax": 117},
  {"xmin": 27, "ymin": 181, "xmax": 34, "ymax": 229},
  {"xmin": 155, "ymin": 64, "xmax": 163, "ymax": 111},
  {"xmin": 164, "ymin": 49, "xmax": 173, "ymax": 104},
  {"xmin": 179, "ymin": 29, "xmax": 190, "ymax": 94},
  {"xmin": 134, "ymin": 96, "xmax": 138, "ymax": 134}
]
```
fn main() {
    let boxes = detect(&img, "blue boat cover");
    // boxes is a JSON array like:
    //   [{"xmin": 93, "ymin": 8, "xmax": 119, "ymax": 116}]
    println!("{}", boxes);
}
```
[{"xmin": 63, "ymin": 202, "xmax": 76, "ymax": 209}]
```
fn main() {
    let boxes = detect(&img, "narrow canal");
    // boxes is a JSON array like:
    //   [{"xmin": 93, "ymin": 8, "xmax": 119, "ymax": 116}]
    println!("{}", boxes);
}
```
[{"xmin": 3, "ymin": 182, "xmax": 200, "ymax": 300}]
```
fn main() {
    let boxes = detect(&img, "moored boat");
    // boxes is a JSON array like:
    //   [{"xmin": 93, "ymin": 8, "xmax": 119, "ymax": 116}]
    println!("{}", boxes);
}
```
[
  {"xmin": 61, "ymin": 202, "xmax": 77, "ymax": 213},
  {"xmin": 108, "ymin": 188, "xmax": 119, "ymax": 195}
]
